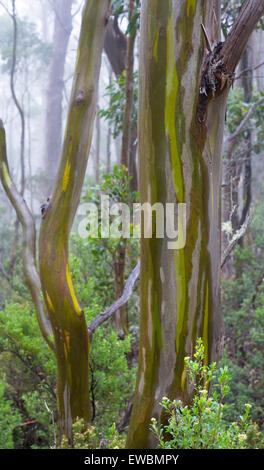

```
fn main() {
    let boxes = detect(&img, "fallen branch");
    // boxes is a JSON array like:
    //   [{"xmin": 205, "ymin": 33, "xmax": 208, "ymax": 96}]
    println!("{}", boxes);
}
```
[
  {"xmin": 88, "ymin": 260, "xmax": 140, "ymax": 336},
  {"xmin": 221, "ymin": 211, "xmax": 252, "ymax": 269}
]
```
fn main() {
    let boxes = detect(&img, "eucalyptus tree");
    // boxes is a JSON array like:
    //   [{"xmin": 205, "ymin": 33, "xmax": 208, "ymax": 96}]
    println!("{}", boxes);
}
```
[
  {"xmin": 126, "ymin": 0, "xmax": 264, "ymax": 448},
  {"xmin": 0, "ymin": 0, "xmax": 111, "ymax": 442}
]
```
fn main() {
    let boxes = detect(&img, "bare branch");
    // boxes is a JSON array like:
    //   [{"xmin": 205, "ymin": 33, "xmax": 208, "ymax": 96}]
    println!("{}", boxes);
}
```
[
  {"xmin": 88, "ymin": 260, "xmax": 140, "ymax": 336},
  {"xmin": 0, "ymin": 0, "xmax": 11, "ymax": 17},
  {"xmin": 221, "ymin": 211, "xmax": 252, "ymax": 269},
  {"xmin": 201, "ymin": 23, "xmax": 212, "ymax": 53},
  {"xmin": 235, "ymin": 60, "xmax": 264, "ymax": 81},
  {"xmin": 227, "ymin": 97, "xmax": 264, "ymax": 142},
  {"xmin": 9, "ymin": 0, "xmax": 26, "ymax": 194}
]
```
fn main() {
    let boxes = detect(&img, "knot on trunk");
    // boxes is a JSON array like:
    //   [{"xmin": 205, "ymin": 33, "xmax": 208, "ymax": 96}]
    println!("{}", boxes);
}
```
[
  {"xmin": 75, "ymin": 89, "xmax": 85, "ymax": 106},
  {"xmin": 197, "ymin": 42, "xmax": 235, "ymax": 124}
]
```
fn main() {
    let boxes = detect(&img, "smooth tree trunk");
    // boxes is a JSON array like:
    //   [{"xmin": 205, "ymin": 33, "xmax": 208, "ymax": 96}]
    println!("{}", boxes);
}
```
[
  {"xmin": 44, "ymin": 0, "xmax": 74, "ymax": 194},
  {"xmin": 39, "ymin": 0, "xmax": 110, "ymax": 441},
  {"xmin": 95, "ymin": 105, "xmax": 101, "ymax": 184},
  {"xmin": 8, "ymin": 0, "xmax": 26, "ymax": 278},
  {"xmin": 114, "ymin": 241, "xmax": 128, "ymax": 339},
  {"xmin": 127, "ymin": 0, "xmax": 264, "ymax": 449},
  {"xmin": 240, "ymin": 40, "xmax": 253, "ymax": 232}
]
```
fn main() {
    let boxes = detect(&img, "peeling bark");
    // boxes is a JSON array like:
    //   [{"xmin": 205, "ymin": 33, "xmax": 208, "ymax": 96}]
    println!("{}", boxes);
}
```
[{"xmin": 127, "ymin": 0, "xmax": 264, "ymax": 449}]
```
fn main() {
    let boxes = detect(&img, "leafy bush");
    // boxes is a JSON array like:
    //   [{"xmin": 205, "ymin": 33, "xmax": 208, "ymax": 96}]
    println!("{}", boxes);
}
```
[
  {"xmin": 220, "ymin": 200, "xmax": 264, "ymax": 427},
  {"xmin": 0, "ymin": 302, "xmax": 57, "ymax": 448},
  {"xmin": 60, "ymin": 419, "xmax": 125, "ymax": 449},
  {"xmin": 0, "ymin": 376, "xmax": 21, "ymax": 448},
  {"xmin": 150, "ymin": 339, "xmax": 258, "ymax": 449}
]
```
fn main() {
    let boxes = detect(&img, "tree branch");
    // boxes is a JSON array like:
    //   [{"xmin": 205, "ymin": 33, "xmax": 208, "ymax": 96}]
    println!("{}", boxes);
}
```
[
  {"xmin": 88, "ymin": 260, "xmax": 140, "ymax": 336},
  {"xmin": 235, "ymin": 59, "xmax": 264, "ymax": 81},
  {"xmin": 221, "ymin": 0, "xmax": 264, "ymax": 76},
  {"xmin": 9, "ymin": 0, "xmax": 26, "ymax": 194},
  {"xmin": 0, "ymin": 121, "xmax": 54, "ymax": 351},
  {"xmin": 227, "ymin": 97, "xmax": 264, "ymax": 142},
  {"xmin": 221, "ymin": 211, "xmax": 252, "ymax": 269}
]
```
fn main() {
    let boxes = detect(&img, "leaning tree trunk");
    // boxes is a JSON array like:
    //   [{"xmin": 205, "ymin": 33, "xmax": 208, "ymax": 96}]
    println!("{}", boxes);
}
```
[
  {"xmin": 38, "ymin": 0, "xmax": 110, "ymax": 442},
  {"xmin": 127, "ymin": 0, "xmax": 264, "ymax": 449}
]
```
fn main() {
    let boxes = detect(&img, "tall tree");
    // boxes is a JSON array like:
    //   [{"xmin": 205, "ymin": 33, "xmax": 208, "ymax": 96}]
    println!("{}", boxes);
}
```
[
  {"xmin": 126, "ymin": 0, "xmax": 264, "ymax": 448},
  {"xmin": 1, "ymin": 0, "xmax": 111, "ymax": 443},
  {"xmin": 44, "ymin": 0, "xmax": 74, "ymax": 194}
]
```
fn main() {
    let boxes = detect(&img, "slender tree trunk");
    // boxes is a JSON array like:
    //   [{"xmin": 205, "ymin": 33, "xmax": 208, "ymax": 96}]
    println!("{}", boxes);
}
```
[
  {"xmin": 106, "ymin": 121, "xmax": 111, "ymax": 174},
  {"xmin": 104, "ymin": 16, "xmax": 127, "ymax": 77},
  {"xmin": 120, "ymin": 0, "xmax": 136, "ymax": 170},
  {"xmin": 239, "ymin": 39, "xmax": 253, "ymax": 233},
  {"xmin": 128, "ymin": 122, "xmax": 138, "ymax": 192},
  {"xmin": 39, "ymin": 0, "xmax": 110, "ymax": 442},
  {"xmin": 95, "ymin": 105, "xmax": 100, "ymax": 185},
  {"xmin": 114, "ymin": 242, "xmax": 128, "ymax": 340},
  {"xmin": 44, "ymin": 0, "xmax": 74, "ymax": 195},
  {"xmin": 127, "ymin": 0, "xmax": 264, "ymax": 449},
  {"xmin": 114, "ymin": 1, "xmax": 137, "ymax": 339},
  {"xmin": 106, "ymin": 67, "xmax": 112, "ymax": 174},
  {"xmin": 8, "ymin": 0, "xmax": 26, "ymax": 278}
]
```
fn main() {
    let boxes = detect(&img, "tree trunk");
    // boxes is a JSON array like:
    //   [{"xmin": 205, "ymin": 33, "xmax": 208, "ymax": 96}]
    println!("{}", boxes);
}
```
[
  {"xmin": 44, "ymin": 0, "xmax": 74, "ymax": 195},
  {"xmin": 239, "ymin": 39, "xmax": 253, "ymax": 232},
  {"xmin": 95, "ymin": 105, "xmax": 100, "ymax": 184},
  {"xmin": 114, "ymin": 242, "xmax": 128, "ymax": 340},
  {"xmin": 127, "ymin": 0, "xmax": 264, "ymax": 449},
  {"xmin": 39, "ymin": 0, "xmax": 110, "ymax": 442},
  {"xmin": 104, "ymin": 16, "xmax": 127, "ymax": 77},
  {"xmin": 106, "ymin": 68, "xmax": 112, "ymax": 174}
]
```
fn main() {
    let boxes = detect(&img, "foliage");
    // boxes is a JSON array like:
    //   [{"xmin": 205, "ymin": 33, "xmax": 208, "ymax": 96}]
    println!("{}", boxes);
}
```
[
  {"xmin": 221, "ymin": 0, "xmax": 264, "ymax": 38},
  {"xmin": 0, "ymin": 375, "xmax": 21, "ymax": 448},
  {"xmin": 226, "ymin": 87, "xmax": 264, "ymax": 154},
  {"xmin": 60, "ymin": 419, "xmax": 125, "ymax": 449},
  {"xmin": 220, "ymin": 200, "xmax": 264, "ymax": 427},
  {"xmin": 150, "ymin": 339, "xmax": 257, "ymax": 449},
  {"xmin": 86, "ymin": 323, "xmax": 136, "ymax": 430},
  {"xmin": 0, "ymin": 14, "xmax": 51, "ymax": 76},
  {"xmin": 111, "ymin": 0, "xmax": 141, "ymax": 34},
  {"xmin": 0, "ymin": 302, "xmax": 57, "ymax": 448},
  {"xmin": 82, "ymin": 165, "xmax": 139, "ymax": 240},
  {"xmin": 71, "ymin": 204, "xmax": 138, "ymax": 434},
  {"xmin": 99, "ymin": 71, "xmax": 138, "ymax": 139}
]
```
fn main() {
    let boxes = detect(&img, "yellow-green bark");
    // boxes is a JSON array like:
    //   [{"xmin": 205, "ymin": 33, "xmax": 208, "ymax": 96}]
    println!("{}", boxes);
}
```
[
  {"xmin": 127, "ymin": 0, "xmax": 225, "ymax": 448},
  {"xmin": 38, "ymin": 0, "xmax": 110, "ymax": 441},
  {"xmin": 127, "ymin": 0, "xmax": 264, "ymax": 449}
]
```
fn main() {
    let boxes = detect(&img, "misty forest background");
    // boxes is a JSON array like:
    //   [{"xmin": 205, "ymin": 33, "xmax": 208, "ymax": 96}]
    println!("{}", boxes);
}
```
[{"xmin": 0, "ymin": 0, "xmax": 264, "ymax": 449}]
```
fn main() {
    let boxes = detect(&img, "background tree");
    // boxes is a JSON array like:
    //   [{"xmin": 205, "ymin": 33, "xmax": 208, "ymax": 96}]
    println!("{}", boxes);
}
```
[{"xmin": 43, "ymin": 0, "xmax": 74, "ymax": 194}]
